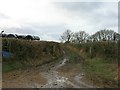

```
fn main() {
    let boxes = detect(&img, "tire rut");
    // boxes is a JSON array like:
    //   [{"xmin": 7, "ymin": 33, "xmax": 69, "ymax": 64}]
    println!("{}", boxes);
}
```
[{"xmin": 33, "ymin": 57, "xmax": 95, "ymax": 88}]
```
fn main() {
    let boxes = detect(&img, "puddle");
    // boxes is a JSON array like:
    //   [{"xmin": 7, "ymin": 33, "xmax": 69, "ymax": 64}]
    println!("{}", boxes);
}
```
[{"xmin": 39, "ymin": 57, "xmax": 96, "ymax": 88}]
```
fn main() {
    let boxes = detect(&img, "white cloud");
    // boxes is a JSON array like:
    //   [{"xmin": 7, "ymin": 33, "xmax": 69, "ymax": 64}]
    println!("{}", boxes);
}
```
[
  {"xmin": 0, "ymin": 0, "xmax": 118, "ymax": 41},
  {"xmin": 55, "ymin": 0, "xmax": 119, "ymax": 2},
  {"xmin": 55, "ymin": 2, "xmax": 118, "ymax": 34},
  {"xmin": 0, "ymin": 0, "xmax": 69, "ymax": 27}
]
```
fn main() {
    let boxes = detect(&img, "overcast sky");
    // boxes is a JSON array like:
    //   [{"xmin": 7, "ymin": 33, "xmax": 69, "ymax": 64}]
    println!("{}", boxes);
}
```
[{"xmin": 0, "ymin": 0, "xmax": 119, "ymax": 42}]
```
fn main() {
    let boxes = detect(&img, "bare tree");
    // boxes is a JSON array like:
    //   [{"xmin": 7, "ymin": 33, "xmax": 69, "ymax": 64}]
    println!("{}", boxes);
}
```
[
  {"xmin": 60, "ymin": 29, "xmax": 120, "ymax": 43},
  {"xmin": 91, "ymin": 29, "xmax": 120, "ymax": 42},
  {"xmin": 92, "ymin": 29, "xmax": 110, "ymax": 41},
  {"xmin": 74, "ymin": 31, "xmax": 89, "ymax": 43},
  {"xmin": 60, "ymin": 30, "xmax": 73, "ymax": 43},
  {"xmin": 113, "ymin": 32, "xmax": 120, "ymax": 42}
]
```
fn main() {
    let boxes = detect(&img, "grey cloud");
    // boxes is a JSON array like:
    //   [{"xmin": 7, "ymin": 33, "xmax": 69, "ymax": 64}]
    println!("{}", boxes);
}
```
[
  {"xmin": 40, "ymin": 32, "xmax": 61, "ymax": 41},
  {"xmin": 5, "ymin": 27, "xmax": 36, "ymax": 35},
  {"xmin": 27, "ymin": 24, "xmax": 66, "ymax": 40},
  {"xmin": 17, "ymin": 28, "xmax": 36, "ymax": 35},
  {"xmin": 5, "ymin": 23, "xmax": 67, "ymax": 41},
  {"xmin": 47, "ymin": 32, "xmax": 61, "ymax": 39},
  {"xmin": 55, "ymin": 2, "xmax": 104, "ymax": 13},
  {"xmin": 55, "ymin": 2, "xmax": 117, "ymax": 21},
  {"xmin": 55, "ymin": 2, "xmax": 118, "ymax": 32},
  {"xmin": 0, "ymin": 13, "xmax": 10, "ymax": 19},
  {"xmin": 21, "ymin": 23, "xmax": 66, "ymax": 34},
  {"xmin": 2, "ymin": 2, "xmax": 118, "ymax": 42}
]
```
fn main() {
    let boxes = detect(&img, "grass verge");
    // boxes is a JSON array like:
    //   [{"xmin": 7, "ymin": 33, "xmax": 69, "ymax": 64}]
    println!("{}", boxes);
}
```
[
  {"xmin": 63, "ymin": 43, "xmax": 118, "ymax": 88},
  {"xmin": 2, "ymin": 61, "xmax": 23, "ymax": 72},
  {"xmin": 83, "ymin": 58, "xmax": 118, "ymax": 88}
]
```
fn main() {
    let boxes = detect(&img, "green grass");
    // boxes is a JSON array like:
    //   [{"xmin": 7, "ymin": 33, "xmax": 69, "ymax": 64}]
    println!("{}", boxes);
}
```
[
  {"xmin": 2, "ymin": 62, "xmax": 23, "ymax": 72},
  {"xmin": 63, "ymin": 45, "xmax": 80, "ymax": 63},
  {"xmin": 83, "ymin": 58, "xmax": 118, "ymax": 87},
  {"xmin": 64, "ymin": 43, "xmax": 118, "ymax": 87}
]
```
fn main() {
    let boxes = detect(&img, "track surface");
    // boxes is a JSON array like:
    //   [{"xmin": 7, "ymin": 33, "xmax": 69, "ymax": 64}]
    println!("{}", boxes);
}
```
[{"xmin": 34, "ymin": 57, "xmax": 95, "ymax": 88}]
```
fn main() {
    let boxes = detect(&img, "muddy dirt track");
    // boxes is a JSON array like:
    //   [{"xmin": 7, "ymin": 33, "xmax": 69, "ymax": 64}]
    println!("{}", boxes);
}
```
[
  {"xmin": 2, "ymin": 56, "xmax": 97, "ymax": 88},
  {"xmin": 37, "ymin": 57, "xmax": 95, "ymax": 88}
]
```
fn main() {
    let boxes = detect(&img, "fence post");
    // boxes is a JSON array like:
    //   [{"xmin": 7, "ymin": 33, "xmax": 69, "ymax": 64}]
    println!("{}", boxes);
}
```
[{"xmin": 90, "ymin": 46, "xmax": 92, "ymax": 58}]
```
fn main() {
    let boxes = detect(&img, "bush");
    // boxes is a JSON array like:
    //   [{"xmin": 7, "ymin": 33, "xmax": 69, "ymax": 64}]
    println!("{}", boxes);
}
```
[{"xmin": 2, "ymin": 38, "xmax": 64, "ymax": 68}]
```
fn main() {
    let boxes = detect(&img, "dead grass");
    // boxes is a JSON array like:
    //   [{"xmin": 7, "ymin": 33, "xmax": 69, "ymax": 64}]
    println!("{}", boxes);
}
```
[
  {"xmin": 83, "ymin": 58, "xmax": 118, "ymax": 88},
  {"xmin": 64, "ymin": 43, "xmax": 119, "ymax": 88},
  {"xmin": 2, "ymin": 38, "xmax": 63, "ymax": 72}
]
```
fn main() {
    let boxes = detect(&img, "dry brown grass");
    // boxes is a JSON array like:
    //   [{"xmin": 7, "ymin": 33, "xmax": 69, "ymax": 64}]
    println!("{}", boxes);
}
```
[{"xmin": 2, "ymin": 38, "xmax": 63, "ymax": 72}]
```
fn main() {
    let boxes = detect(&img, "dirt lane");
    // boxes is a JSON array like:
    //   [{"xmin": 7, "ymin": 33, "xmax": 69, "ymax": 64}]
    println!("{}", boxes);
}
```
[
  {"xmin": 3, "ymin": 57, "xmax": 97, "ymax": 88},
  {"xmin": 36, "ymin": 57, "xmax": 96, "ymax": 88}
]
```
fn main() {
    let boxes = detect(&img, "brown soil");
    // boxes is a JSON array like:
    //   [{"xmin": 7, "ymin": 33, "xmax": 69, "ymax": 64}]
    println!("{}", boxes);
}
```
[
  {"xmin": 2, "ymin": 67, "xmax": 47, "ymax": 88},
  {"xmin": 57, "ymin": 63, "xmax": 82, "ymax": 82},
  {"xmin": 57, "ymin": 62, "xmax": 118, "ymax": 88}
]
